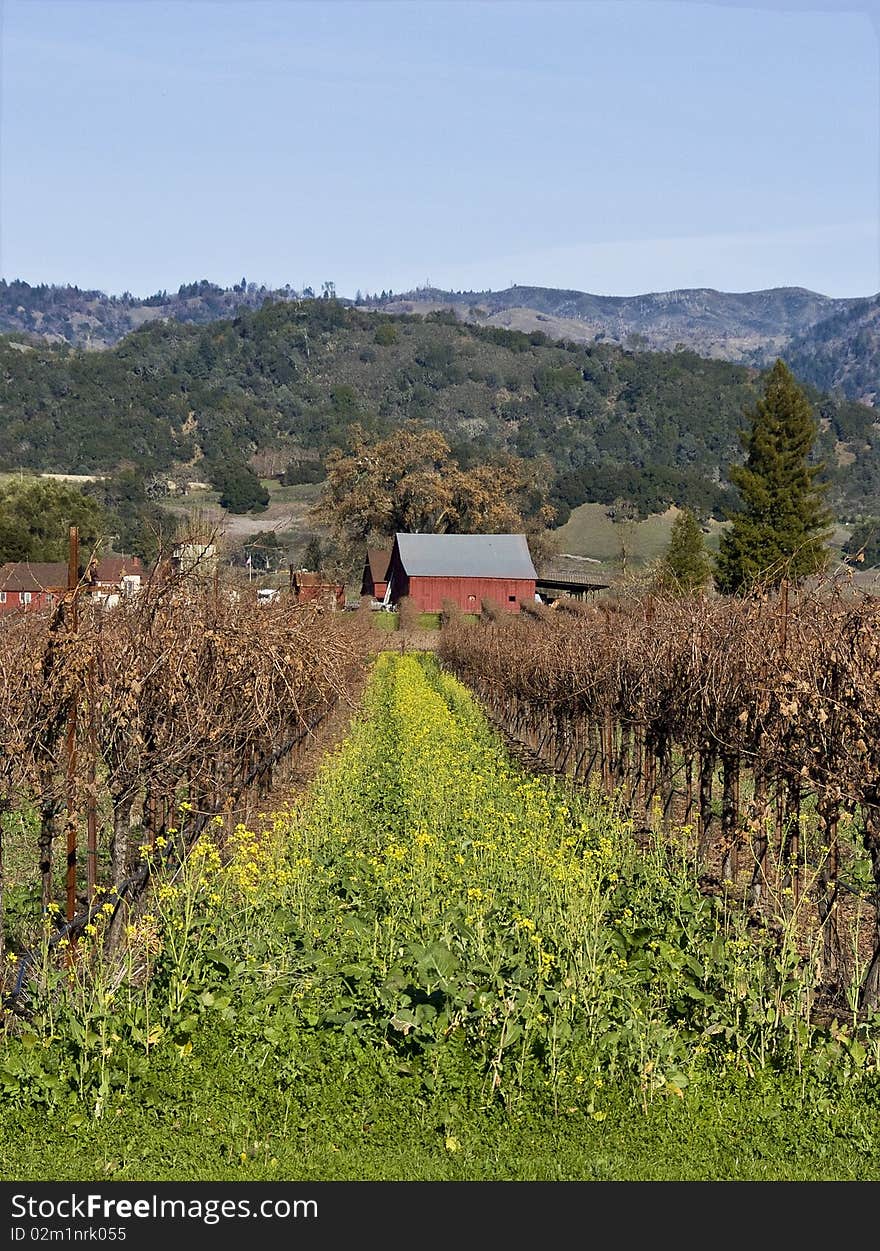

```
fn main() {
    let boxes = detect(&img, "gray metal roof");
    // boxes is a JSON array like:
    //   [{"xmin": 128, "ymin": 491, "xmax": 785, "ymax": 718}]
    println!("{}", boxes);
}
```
[{"xmin": 394, "ymin": 533, "xmax": 537, "ymax": 579}]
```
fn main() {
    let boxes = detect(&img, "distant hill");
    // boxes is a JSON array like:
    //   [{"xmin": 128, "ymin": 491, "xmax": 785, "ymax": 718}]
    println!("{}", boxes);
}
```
[
  {"xmin": 4, "ymin": 276, "xmax": 878, "ymax": 405},
  {"xmin": 783, "ymin": 294, "xmax": 880, "ymax": 407},
  {"xmin": 0, "ymin": 277, "xmax": 308, "ymax": 349},
  {"xmin": 372, "ymin": 284, "xmax": 858, "ymax": 364},
  {"xmin": 0, "ymin": 298, "xmax": 876, "ymax": 524}
]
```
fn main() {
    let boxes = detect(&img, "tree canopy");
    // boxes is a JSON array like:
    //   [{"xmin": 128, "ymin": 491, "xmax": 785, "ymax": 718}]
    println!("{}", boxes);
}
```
[
  {"xmin": 0, "ymin": 300, "xmax": 873, "ymax": 524},
  {"xmin": 311, "ymin": 423, "xmax": 555, "ymax": 554},
  {"xmin": 210, "ymin": 461, "xmax": 270, "ymax": 515},
  {"xmin": 656, "ymin": 507, "xmax": 711, "ymax": 593},
  {"xmin": 0, "ymin": 477, "xmax": 107, "ymax": 564},
  {"xmin": 714, "ymin": 359, "xmax": 831, "ymax": 594}
]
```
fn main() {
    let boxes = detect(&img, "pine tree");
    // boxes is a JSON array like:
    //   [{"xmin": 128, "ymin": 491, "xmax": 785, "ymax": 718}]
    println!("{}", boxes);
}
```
[
  {"xmin": 714, "ymin": 359, "xmax": 831, "ymax": 594},
  {"xmin": 657, "ymin": 507, "xmax": 711, "ymax": 593}
]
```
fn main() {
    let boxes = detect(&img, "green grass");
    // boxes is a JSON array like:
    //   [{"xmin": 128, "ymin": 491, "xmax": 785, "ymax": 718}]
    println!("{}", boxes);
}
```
[
  {"xmin": 257, "ymin": 481, "xmax": 323, "ymax": 506},
  {"xmin": 555, "ymin": 502, "xmax": 854, "ymax": 574},
  {"xmin": 2, "ymin": 653, "xmax": 880, "ymax": 1182},
  {"xmin": 372, "ymin": 610, "xmax": 399, "ymax": 631},
  {"xmin": 555, "ymin": 503, "xmax": 725, "ymax": 569},
  {"xmin": 162, "ymin": 480, "xmax": 321, "ymax": 517},
  {"xmin": 2, "ymin": 1029, "xmax": 878, "ymax": 1181}
]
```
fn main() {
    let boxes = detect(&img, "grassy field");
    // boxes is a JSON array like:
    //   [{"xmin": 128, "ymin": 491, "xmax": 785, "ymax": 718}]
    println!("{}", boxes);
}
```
[
  {"xmin": 553, "ymin": 503, "xmax": 724, "ymax": 569},
  {"xmin": 2, "ymin": 653, "xmax": 880, "ymax": 1182},
  {"xmin": 553, "ymin": 502, "xmax": 853, "ymax": 574},
  {"xmin": 158, "ymin": 480, "xmax": 323, "ymax": 546}
]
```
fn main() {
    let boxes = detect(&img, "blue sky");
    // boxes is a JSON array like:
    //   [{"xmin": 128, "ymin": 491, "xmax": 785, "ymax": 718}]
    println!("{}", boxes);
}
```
[{"xmin": 1, "ymin": 0, "xmax": 878, "ymax": 299}]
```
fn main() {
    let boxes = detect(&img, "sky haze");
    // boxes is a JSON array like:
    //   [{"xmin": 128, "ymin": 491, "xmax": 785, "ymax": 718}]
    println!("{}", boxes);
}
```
[{"xmin": 1, "ymin": 0, "xmax": 877, "ymax": 299}]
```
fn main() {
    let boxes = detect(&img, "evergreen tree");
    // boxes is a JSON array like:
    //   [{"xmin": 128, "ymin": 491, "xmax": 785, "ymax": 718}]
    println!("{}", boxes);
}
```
[
  {"xmin": 714, "ymin": 359, "xmax": 831, "ymax": 594},
  {"xmin": 657, "ymin": 507, "xmax": 711, "ymax": 593},
  {"xmin": 210, "ymin": 461, "xmax": 270, "ymax": 514},
  {"xmin": 843, "ymin": 517, "xmax": 880, "ymax": 568},
  {"xmin": 302, "ymin": 536, "xmax": 324, "ymax": 572},
  {"xmin": 0, "ymin": 478, "xmax": 107, "ymax": 563}
]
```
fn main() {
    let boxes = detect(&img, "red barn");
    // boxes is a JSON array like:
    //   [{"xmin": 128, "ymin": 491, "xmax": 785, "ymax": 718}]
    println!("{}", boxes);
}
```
[
  {"xmin": 360, "ymin": 547, "xmax": 391, "ymax": 602},
  {"xmin": 386, "ymin": 533, "xmax": 536, "ymax": 614},
  {"xmin": 0, "ymin": 561, "xmax": 67, "ymax": 616},
  {"xmin": 290, "ymin": 569, "xmax": 345, "ymax": 610}
]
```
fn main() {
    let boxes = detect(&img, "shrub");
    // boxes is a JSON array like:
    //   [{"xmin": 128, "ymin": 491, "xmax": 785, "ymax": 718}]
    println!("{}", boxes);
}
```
[{"xmin": 374, "ymin": 323, "xmax": 398, "ymax": 346}]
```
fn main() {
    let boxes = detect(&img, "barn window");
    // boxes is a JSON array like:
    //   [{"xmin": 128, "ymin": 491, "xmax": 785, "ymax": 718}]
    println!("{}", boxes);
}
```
[
  {"xmin": 22, "ymin": 592, "xmax": 31, "ymax": 605},
  {"xmin": 508, "ymin": 595, "xmax": 516, "ymax": 603},
  {"xmin": 0, "ymin": 593, "xmax": 5, "ymax": 604}
]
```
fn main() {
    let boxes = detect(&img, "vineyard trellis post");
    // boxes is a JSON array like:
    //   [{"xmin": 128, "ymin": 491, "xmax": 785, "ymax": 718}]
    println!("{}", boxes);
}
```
[
  {"xmin": 64, "ymin": 525, "xmax": 79, "ymax": 934},
  {"xmin": 86, "ymin": 652, "xmax": 98, "ymax": 905}
]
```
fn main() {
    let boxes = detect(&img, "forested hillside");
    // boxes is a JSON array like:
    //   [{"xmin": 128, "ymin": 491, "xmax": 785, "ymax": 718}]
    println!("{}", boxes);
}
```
[
  {"xmin": 376, "ymin": 284, "xmax": 857, "ymax": 363},
  {"xmin": 6, "ymin": 276, "xmax": 878, "ymax": 409},
  {"xmin": 0, "ymin": 277, "xmax": 301, "ymax": 348},
  {"xmin": 784, "ymin": 295, "xmax": 880, "ymax": 407},
  {"xmin": 0, "ymin": 298, "xmax": 877, "ymax": 522}
]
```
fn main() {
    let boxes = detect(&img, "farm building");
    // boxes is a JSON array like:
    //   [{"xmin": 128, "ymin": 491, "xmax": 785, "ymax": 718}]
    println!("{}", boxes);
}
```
[
  {"xmin": 290, "ymin": 569, "xmax": 345, "ymax": 610},
  {"xmin": 360, "ymin": 547, "xmax": 391, "ymax": 602},
  {"xmin": 385, "ymin": 532, "xmax": 537, "ymax": 614},
  {"xmin": 0, "ymin": 561, "xmax": 67, "ymax": 616},
  {"xmin": 170, "ymin": 540, "xmax": 216, "ymax": 578},
  {"xmin": 535, "ymin": 555, "xmax": 610, "ymax": 604},
  {"xmin": 86, "ymin": 555, "xmax": 144, "ymax": 600},
  {"xmin": 0, "ymin": 556, "xmax": 145, "ymax": 616}
]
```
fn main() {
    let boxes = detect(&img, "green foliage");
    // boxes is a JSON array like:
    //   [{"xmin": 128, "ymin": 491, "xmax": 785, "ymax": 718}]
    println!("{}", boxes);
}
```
[
  {"xmin": 0, "ymin": 477, "xmax": 107, "ymax": 562},
  {"xmin": 282, "ymin": 459, "xmax": 325, "ymax": 486},
  {"xmin": 715, "ymin": 360, "xmax": 832, "ymax": 593},
  {"xmin": 374, "ymin": 322, "xmax": 398, "ymax": 346},
  {"xmin": 551, "ymin": 463, "xmax": 733, "ymax": 522},
  {"xmin": 533, "ymin": 363, "xmax": 584, "ymax": 400},
  {"xmin": 844, "ymin": 517, "xmax": 880, "ymax": 568},
  {"xmin": 3, "ymin": 656, "xmax": 880, "ymax": 1181},
  {"xmin": 209, "ymin": 461, "xmax": 270, "ymax": 514},
  {"xmin": 0, "ymin": 301, "xmax": 871, "ymax": 529},
  {"xmin": 235, "ymin": 530, "xmax": 284, "ymax": 571},
  {"xmin": 83, "ymin": 470, "xmax": 168, "ymax": 561},
  {"xmin": 301, "ymin": 535, "xmax": 324, "ymax": 571},
  {"xmin": 656, "ymin": 508, "xmax": 711, "ymax": 592}
]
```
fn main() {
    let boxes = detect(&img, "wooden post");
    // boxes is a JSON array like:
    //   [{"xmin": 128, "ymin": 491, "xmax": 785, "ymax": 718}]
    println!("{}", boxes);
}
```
[
  {"xmin": 697, "ymin": 749, "xmax": 715, "ymax": 864},
  {"xmin": 65, "ymin": 526, "xmax": 79, "ymax": 932},
  {"xmin": 720, "ymin": 754, "xmax": 738, "ymax": 884},
  {"xmin": 86, "ymin": 655, "xmax": 98, "ymax": 905}
]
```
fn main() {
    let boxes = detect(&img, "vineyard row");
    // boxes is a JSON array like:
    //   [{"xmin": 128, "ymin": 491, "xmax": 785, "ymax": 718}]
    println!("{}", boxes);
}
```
[{"xmin": 438, "ymin": 586, "xmax": 880, "ymax": 1013}]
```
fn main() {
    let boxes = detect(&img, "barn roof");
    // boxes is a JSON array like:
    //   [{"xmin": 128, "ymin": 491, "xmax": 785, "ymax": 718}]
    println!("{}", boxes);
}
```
[
  {"xmin": 393, "ymin": 533, "xmax": 537, "ymax": 579},
  {"xmin": 536, "ymin": 556, "xmax": 610, "ymax": 591},
  {"xmin": 92, "ymin": 555, "xmax": 144, "ymax": 585},
  {"xmin": 0, "ymin": 561, "xmax": 68, "ymax": 593},
  {"xmin": 365, "ymin": 548, "xmax": 391, "ymax": 581}
]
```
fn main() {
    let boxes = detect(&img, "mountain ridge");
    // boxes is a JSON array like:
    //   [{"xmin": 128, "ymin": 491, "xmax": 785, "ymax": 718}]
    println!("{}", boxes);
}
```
[
  {"xmin": 2, "ymin": 276, "xmax": 877, "ymax": 404},
  {"xmin": 0, "ymin": 297, "xmax": 877, "ymax": 526}
]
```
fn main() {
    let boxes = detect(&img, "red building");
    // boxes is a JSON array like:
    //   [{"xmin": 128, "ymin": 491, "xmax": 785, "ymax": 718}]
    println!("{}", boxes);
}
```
[
  {"xmin": 89, "ymin": 555, "xmax": 144, "ymax": 596},
  {"xmin": 385, "ymin": 532, "xmax": 537, "ymax": 614},
  {"xmin": 0, "ymin": 556, "xmax": 145, "ymax": 616},
  {"xmin": 360, "ymin": 548, "xmax": 391, "ymax": 602},
  {"xmin": 290, "ymin": 569, "xmax": 345, "ymax": 610},
  {"xmin": 0, "ymin": 561, "xmax": 67, "ymax": 616}
]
